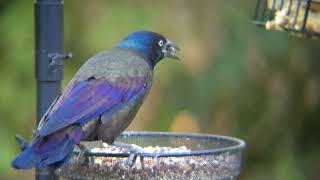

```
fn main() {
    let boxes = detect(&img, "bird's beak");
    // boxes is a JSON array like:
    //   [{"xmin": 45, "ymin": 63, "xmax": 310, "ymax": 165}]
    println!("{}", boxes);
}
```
[{"xmin": 162, "ymin": 40, "xmax": 180, "ymax": 60}]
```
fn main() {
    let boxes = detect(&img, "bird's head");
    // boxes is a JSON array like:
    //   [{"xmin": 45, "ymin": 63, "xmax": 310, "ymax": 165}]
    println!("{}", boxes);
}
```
[{"xmin": 116, "ymin": 31, "xmax": 180, "ymax": 68}]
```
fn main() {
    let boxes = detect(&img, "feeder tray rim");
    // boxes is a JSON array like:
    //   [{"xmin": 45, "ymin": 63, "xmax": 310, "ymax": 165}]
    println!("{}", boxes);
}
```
[{"xmin": 75, "ymin": 131, "xmax": 246, "ymax": 158}]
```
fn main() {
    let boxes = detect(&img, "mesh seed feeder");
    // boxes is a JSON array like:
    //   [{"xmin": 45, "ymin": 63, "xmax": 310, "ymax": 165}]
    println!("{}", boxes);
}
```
[
  {"xmin": 253, "ymin": 0, "xmax": 320, "ymax": 37},
  {"xmin": 56, "ymin": 132, "xmax": 246, "ymax": 180}
]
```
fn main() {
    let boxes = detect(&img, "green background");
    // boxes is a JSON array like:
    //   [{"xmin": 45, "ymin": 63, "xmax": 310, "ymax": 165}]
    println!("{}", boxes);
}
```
[{"xmin": 1, "ymin": 0, "xmax": 320, "ymax": 179}]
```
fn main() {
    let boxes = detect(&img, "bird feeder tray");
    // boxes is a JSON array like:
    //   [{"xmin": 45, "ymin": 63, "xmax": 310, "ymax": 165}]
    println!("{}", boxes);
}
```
[
  {"xmin": 56, "ymin": 132, "xmax": 246, "ymax": 180},
  {"xmin": 253, "ymin": 0, "xmax": 320, "ymax": 37}
]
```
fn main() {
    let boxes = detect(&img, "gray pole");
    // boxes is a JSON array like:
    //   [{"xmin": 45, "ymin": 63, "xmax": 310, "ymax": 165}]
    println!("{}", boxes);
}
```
[{"xmin": 35, "ymin": 0, "xmax": 67, "ymax": 179}]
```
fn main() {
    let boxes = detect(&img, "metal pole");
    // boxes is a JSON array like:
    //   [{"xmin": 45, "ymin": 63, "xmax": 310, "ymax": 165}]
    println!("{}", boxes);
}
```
[{"xmin": 35, "ymin": 0, "xmax": 65, "ymax": 179}]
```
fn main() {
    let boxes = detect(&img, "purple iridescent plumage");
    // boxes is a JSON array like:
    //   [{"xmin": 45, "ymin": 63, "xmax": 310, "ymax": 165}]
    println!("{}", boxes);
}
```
[{"xmin": 38, "ymin": 76, "xmax": 147, "ymax": 137}]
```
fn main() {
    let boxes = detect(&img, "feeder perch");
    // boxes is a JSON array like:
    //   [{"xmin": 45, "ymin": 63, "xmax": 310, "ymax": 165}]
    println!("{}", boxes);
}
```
[
  {"xmin": 56, "ymin": 132, "xmax": 246, "ymax": 180},
  {"xmin": 253, "ymin": 0, "xmax": 320, "ymax": 37}
]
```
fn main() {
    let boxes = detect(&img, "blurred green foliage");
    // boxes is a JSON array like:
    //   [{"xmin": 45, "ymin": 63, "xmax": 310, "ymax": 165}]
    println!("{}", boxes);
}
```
[{"xmin": 1, "ymin": 0, "xmax": 320, "ymax": 179}]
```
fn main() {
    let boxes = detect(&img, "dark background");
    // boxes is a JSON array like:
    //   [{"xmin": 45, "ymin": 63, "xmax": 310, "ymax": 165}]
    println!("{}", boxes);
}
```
[{"xmin": 1, "ymin": 0, "xmax": 320, "ymax": 179}]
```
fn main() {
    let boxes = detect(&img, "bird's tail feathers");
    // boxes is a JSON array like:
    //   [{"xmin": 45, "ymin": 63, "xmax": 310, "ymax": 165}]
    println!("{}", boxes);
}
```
[
  {"xmin": 11, "ymin": 146, "xmax": 37, "ymax": 169},
  {"xmin": 11, "ymin": 136, "xmax": 77, "ymax": 169}
]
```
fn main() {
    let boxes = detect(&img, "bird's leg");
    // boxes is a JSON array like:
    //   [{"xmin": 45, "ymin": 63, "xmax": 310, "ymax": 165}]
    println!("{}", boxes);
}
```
[
  {"xmin": 112, "ymin": 141, "xmax": 146, "ymax": 168},
  {"xmin": 76, "ymin": 143, "xmax": 89, "ymax": 165}
]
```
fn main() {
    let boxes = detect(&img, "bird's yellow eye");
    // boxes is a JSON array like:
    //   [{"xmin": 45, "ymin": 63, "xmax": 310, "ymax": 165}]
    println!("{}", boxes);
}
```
[{"xmin": 158, "ymin": 40, "xmax": 164, "ymax": 47}]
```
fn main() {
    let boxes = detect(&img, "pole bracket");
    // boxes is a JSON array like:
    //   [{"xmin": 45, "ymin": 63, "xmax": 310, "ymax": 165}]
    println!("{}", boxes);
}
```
[
  {"xmin": 15, "ymin": 134, "xmax": 29, "ymax": 151},
  {"xmin": 48, "ymin": 52, "xmax": 72, "ymax": 71}
]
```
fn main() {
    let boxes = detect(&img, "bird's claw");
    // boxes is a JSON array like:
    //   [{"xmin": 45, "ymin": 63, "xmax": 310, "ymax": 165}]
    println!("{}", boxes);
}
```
[
  {"xmin": 127, "ymin": 151, "xmax": 145, "ymax": 169},
  {"xmin": 77, "ymin": 143, "xmax": 89, "ymax": 165},
  {"xmin": 112, "ymin": 142, "xmax": 146, "ymax": 168}
]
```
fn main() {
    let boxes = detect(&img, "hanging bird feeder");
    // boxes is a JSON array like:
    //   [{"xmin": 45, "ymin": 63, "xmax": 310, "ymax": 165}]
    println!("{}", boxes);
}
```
[
  {"xmin": 56, "ymin": 132, "xmax": 246, "ymax": 180},
  {"xmin": 253, "ymin": 0, "xmax": 320, "ymax": 37}
]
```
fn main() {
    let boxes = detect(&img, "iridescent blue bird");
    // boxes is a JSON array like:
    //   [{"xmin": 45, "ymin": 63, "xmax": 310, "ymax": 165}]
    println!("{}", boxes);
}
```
[{"xmin": 12, "ymin": 31, "xmax": 180, "ymax": 169}]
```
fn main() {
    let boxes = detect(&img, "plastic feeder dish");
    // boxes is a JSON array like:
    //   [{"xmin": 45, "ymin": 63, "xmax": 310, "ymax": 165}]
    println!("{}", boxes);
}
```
[{"xmin": 57, "ymin": 132, "xmax": 246, "ymax": 180}]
